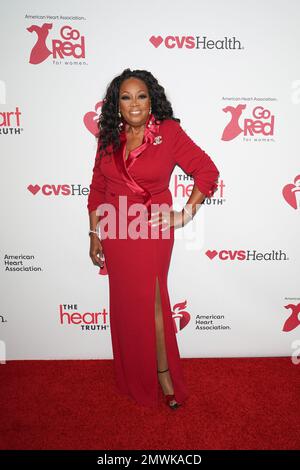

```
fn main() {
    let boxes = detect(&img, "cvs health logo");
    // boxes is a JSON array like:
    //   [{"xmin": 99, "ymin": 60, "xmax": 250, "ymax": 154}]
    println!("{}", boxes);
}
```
[
  {"xmin": 222, "ymin": 104, "xmax": 275, "ymax": 141},
  {"xmin": 149, "ymin": 35, "xmax": 242, "ymax": 50},
  {"xmin": 206, "ymin": 249, "xmax": 288, "ymax": 262},
  {"xmin": 282, "ymin": 175, "xmax": 300, "ymax": 210},
  {"xmin": 27, "ymin": 184, "xmax": 86, "ymax": 196},
  {"xmin": 27, "ymin": 23, "xmax": 86, "ymax": 64},
  {"xmin": 172, "ymin": 300, "xmax": 191, "ymax": 333}
]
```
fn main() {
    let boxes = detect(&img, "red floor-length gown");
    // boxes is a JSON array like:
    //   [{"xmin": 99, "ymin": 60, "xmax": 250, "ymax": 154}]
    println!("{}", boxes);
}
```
[{"xmin": 87, "ymin": 113, "xmax": 219, "ymax": 407}]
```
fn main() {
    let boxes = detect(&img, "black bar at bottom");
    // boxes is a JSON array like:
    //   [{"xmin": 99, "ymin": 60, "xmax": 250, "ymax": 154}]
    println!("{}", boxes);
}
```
[{"xmin": 0, "ymin": 450, "xmax": 299, "ymax": 467}]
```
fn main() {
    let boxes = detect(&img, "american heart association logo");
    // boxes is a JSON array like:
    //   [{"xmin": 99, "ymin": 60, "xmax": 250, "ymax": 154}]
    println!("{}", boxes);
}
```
[
  {"xmin": 84, "ymin": 101, "xmax": 103, "ymax": 136},
  {"xmin": 282, "ymin": 175, "xmax": 300, "ymax": 210},
  {"xmin": 172, "ymin": 300, "xmax": 190, "ymax": 333}
]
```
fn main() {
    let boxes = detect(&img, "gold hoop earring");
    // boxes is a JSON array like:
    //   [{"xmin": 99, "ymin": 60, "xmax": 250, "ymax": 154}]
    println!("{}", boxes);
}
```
[{"xmin": 118, "ymin": 110, "xmax": 123, "ymax": 131}]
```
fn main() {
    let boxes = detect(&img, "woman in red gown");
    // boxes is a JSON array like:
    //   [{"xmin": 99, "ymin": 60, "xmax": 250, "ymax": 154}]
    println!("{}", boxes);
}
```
[{"xmin": 87, "ymin": 69, "xmax": 219, "ymax": 409}]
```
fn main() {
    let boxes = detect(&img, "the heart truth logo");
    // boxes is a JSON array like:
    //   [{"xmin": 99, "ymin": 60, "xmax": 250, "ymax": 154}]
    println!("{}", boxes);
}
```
[
  {"xmin": 59, "ymin": 305, "xmax": 109, "ymax": 329},
  {"xmin": 221, "ymin": 105, "xmax": 275, "ymax": 141},
  {"xmin": 149, "ymin": 35, "xmax": 243, "ymax": 50},
  {"xmin": 27, "ymin": 23, "xmax": 86, "ymax": 64},
  {"xmin": 0, "ymin": 107, "xmax": 23, "ymax": 134}
]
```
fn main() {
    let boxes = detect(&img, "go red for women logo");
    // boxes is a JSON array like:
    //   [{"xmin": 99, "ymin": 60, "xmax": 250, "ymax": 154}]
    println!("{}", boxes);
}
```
[
  {"xmin": 27, "ymin": 23, "xmax": 86, "ymax": 64},
  {"xmin": 282, "ymin": 303, "xmax": 300, "ymax": 332},
  {"xmin": 221, "ymin": 104, "xmax": 275, "ymax": 141}
]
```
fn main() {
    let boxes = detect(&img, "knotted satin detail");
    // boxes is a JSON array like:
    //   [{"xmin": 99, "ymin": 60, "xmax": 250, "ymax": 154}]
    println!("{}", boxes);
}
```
[{"xmin": 113, "ymin": 113, "xmax": 161, "ymax": 220}]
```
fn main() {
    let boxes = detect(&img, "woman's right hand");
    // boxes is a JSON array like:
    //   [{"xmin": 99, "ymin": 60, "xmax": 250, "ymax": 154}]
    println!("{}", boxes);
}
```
[{"xmin": 89, "ymin": 234, "xmax": 105, "ymax": 268}]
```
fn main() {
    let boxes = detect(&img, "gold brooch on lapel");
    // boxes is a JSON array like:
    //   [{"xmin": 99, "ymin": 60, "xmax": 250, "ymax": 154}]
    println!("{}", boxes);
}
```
[{"xmin": 153, "ymin": 135, "xmax": 162, "ymax": 145}]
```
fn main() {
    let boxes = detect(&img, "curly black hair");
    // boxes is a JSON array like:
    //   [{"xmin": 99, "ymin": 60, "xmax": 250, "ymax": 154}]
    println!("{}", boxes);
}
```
[{"xmin": 96, "ymin": 68, "xmax": 180, "ymax": 158}]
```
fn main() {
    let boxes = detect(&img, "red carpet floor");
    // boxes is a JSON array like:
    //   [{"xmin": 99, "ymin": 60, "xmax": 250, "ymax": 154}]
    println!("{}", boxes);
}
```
[{"xmin": 0, "ymin": 357, "xmax": 299, "ymax": 450}]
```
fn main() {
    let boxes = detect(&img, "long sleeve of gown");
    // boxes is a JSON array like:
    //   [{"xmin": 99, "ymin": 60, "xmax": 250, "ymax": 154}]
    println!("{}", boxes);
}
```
[
  {"xmin": 171, "ymin": 120, "xmax": 219, "ymax": 197},
  {"xmin": 87, "ymin": 142, "xmax": 106, "ymax": 214}
]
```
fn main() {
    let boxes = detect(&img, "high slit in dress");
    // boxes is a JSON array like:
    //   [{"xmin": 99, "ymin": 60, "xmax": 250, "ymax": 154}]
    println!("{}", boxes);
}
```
[{"xmin": 87, "ymin": 114, "xmax": 219, "ymax": 407}]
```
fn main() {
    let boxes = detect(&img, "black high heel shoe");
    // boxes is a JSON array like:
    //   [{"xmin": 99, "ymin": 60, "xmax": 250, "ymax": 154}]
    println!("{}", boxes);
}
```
[{"xmin": 157, "ymin": 368, "xmax": 180, "ymax": 410}]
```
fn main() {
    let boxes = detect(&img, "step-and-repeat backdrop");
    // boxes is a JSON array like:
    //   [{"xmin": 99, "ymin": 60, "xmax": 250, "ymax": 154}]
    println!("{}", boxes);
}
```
[{"xmin": 1, "ymin": 0, "xmax": 299, "ymax": 361}]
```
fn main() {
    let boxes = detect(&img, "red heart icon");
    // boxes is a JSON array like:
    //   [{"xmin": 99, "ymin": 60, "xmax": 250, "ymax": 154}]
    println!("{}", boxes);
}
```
[
  {"xmin": 205, "ymin": 250, "xmax": 218, "ymax": 260},
  {"xmin": 282, "ymin": 175, "xmax": 300, "ymax": 210},
  {"xmin": 149, "ymin": 35, "xmax": 163, "ymax": 48},
  {"xmin": 84, "ymin": 101, "xmax": 103, "ymax": 136},
  {"xmin": 27, "ymin": 184, "xmax": 41, "ymax": 195},
  {"xmin": 172, "ymin": 310, "xmax": 190, "ymax": 332},
  {"xmin": 84, "ymin": 112, "xmax": 99, "ymax": 136}
]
